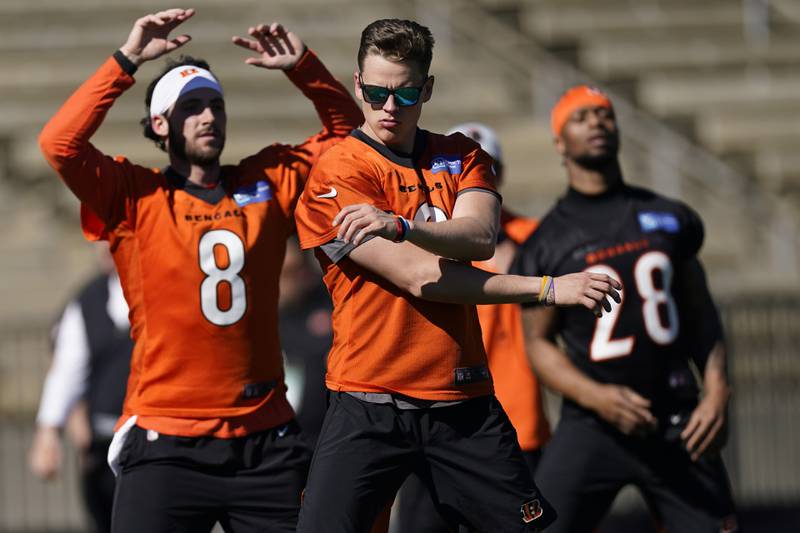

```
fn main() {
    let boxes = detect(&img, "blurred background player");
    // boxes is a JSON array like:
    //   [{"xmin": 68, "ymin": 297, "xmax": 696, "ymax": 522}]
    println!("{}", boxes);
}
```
[
  {"xmin": 393, "ymin": 122, "xmax": 551, "ymax": 533},
  {"xmin": 513, "ymin": 86, "xmax": 738, "ymax": 532},
  {"xmin": 29, "ymin": 245, "xmax": 131, "ymax": 533},
  {"xmin": 295, "ymin": 18, "xmax": 621, "ymax": 533},
  {"xmin": 278, "ymin": 237, "xmax": 332, "ymax": 446},
  {"xmin": 38, "ymin": 8, "xmax": 361, "ymax": 532}
]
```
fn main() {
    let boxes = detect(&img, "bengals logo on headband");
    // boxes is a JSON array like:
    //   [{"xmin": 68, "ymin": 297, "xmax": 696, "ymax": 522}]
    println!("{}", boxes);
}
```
[
  {"xmin": 586, "ymin": 86, "xmax": 607, "ymax": 97},
  {"xmin": 180, "ymin": 68, "xmax": 199, "ymax": 78}
]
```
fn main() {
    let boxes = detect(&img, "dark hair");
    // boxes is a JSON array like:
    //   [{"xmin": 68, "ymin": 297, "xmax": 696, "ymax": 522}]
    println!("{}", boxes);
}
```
[
  {"xmin": 141, "ymin": 56, "xmax": 213, "ymax": 152},
  {"xmin": 357, "ymin": 19, "xmax": 435, "ymax": 79}
]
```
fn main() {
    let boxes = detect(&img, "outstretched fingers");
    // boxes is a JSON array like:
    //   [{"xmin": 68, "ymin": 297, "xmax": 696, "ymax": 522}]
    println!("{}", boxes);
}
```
[
  {"xmin": 231, "ymin": 35, "xmax": 262, "ymax": 53},
  {"xmin": 250, "ymin": 24, "xmax": 278, "ymax": 56},
  {"xmin": 166, "ymin": 34, "xmax": 192, "ymax": 52},
  {"xmin": 152, "ymin": 8, "xmax": 195, "ymax": 28},
  {"xmin": 589, "ymin": 274, "xmax": 622, "ymax": 302},
  {"xmin": 273, "ymin": 24, "xmax": 297, "ymax": 55}
]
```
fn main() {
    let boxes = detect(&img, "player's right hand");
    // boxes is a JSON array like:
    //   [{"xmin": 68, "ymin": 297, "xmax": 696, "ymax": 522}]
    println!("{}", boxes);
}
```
[
  {"xmin": 119, "ymin": 8, "xmax": 195, "ymax": 67},
  {"xmin": 553, "ymin": 272, "xmax": 621, "ymax": 316},
  {"xmin": 232, "ymin": 23, "xmax": 307, "ymax": 70},
  {"xmin": 592, "ymin": 384, "xmax": 658, "ymax": 436}
]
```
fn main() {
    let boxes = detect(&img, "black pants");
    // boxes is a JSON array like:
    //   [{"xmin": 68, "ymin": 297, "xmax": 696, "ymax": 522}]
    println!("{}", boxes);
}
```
[
  {"xmin": 81, "ymin": 440, "xmax": 115, "ymax": 533},
  {"xmin": 394, "ymin": 450, "xmax": 542, "ymax": 533},
  {"xmin": 297, "ymin": 393, "xmax": 555, "ymax": 533},
  {"xmin": 536, "ymin": 414, "xmax": 738, "ymax": 533},
  {"xmin": 111, "ymin": 421, "xmax": 312, "ymax": 533}
]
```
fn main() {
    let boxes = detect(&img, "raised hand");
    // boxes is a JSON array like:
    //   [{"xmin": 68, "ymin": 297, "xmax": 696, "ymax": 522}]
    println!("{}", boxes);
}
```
[
  {"xmin": 232, "ymin": 23, "xmax": 306, "ymax": 70},
  {"xmin": 119, "ymin": 8, "xmax": 195, "ymax": 67},
  {"xmin": 552, "ymin": 272, "xmax": 622, "ymax": 316}
]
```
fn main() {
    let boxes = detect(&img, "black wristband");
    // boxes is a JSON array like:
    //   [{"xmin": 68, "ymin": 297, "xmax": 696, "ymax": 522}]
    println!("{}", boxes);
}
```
[{"xmin": 113, "ymin": 50, "xmax": 138, "ymax": 76}]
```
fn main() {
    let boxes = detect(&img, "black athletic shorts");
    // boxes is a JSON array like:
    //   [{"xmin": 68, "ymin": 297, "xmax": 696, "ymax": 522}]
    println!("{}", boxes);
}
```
[
  {"xmin": 111, "ymin": 420, "xmax": 312, "ymax": 533},
  {"xmin": 395, "ymin": 449, "xmax": 543, "ymax": 533},
  {"xmin": 535, "ymin": 414, "xmax": 738, "ymax": 533},
  {"xmin": 296, "ymin": 392, "xmax": 555, "ymax": 533}
]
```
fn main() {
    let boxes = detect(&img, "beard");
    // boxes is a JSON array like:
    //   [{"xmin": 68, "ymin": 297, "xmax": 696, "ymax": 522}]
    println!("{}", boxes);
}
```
[
  {"xmin": 573, "ymin": 149, "xmax": 617, "ymax": 171},
  {"xmin": 169, "ymin": 128, "xmax": 225, "ymax": 167},
  {"xmin": 571, "ymin": 137, "xmax": 620, "ymax": 171}
]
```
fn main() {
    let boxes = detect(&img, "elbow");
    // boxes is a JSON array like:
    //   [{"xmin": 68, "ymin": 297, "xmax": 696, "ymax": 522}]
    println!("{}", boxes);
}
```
[
  {"xmin": 459, "ymin": 222, "xmax": 497, "ymax": 261},
  {"xmin": 453, "ymin": 238, "xmax": 494, "ymax": 262},
  {"xmin": 403, "ymin": 259, "xmax": 444, "ymax": 299},
  {"xmin": 38, "ymin": 127, "xmax": 55, "ymax": 161},
  {"xmin": 471, "ymin": 239, "xmax": 496, "ymax": 261},
  {"xmin": 38, "ymin": 125, "xmax": 65, "ymax": 169}
]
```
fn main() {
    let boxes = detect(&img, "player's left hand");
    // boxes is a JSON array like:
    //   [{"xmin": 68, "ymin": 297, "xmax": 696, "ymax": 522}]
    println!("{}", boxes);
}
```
[
  {"xmin": 681, "ymin": 387, "xmax": 730, "ymax": 461},
  {"xmin": 29, "ymin": 426, "xmax": 62, "ymax": 481},
  {"xmin": 232, "ymin": 23, "xmax": 306, "ymax": 70},
  {"xmin": 334, "ymin": 204, "xmax": 400, "ymax": 246}
]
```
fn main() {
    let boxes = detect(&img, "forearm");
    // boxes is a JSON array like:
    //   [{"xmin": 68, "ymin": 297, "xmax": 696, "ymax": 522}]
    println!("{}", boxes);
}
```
[
  {"xmin": 420, "ymin": 259, "xmax": 542, "ymax": 304},
  {"xmin": 528, "ymin": 337, "xmax": 603, "ymax": 410},
  {"xmin": 349, "ymin": 239, "xmax": 543, "ymax": 304},
  {"xmin": 40, "ymin": 54, "xmax": 133, "ymax": 171},
  {"xmin": 284, "ymin": 49, "xmax": 362, "ymax": 136},
  {"xmin": 406, "ymin": 215, "xmax": 496, "ymax": 261},
  {"xmin": 404, "ymin": 189, "xmax": 500, "ymax": 261},
  {"xmin": 702, "ymin": 341, "xmax": 730, "ymax": 400},
  {"xmin": 39, "ymin": 54, "xmax": 134, "ymax": 222}
]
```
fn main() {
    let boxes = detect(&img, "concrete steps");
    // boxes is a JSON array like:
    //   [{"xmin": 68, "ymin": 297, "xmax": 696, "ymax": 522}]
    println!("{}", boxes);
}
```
[
  {"xmin": 522, "ymin": 0, "xmax": 747, "ymax": 44},
  {"xmin": 580, "ymin": 34, "xmax": 800, "ymax": 79},
  {"xmin": 638, "ymin": 68, "xmax": 800, "ymax": 115}
]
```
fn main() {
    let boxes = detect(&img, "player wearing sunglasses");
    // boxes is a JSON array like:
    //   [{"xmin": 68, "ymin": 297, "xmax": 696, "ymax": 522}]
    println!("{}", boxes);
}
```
[
  {"xmin": 357, "ymin": 73, "xmax": 430, "ymax": 107},
  {"xmin": 293, "ymin": 18, "xmax": 622, "ymax": 533}
]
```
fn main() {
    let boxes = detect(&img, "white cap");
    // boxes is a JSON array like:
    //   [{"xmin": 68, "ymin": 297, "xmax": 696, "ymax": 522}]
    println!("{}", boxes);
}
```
[
  {"xmin": 149, "ymin": 65, "xmax": 223, "ymax": 118},
  {"xmin": 446, "ymin": 122, "xmax": 502, "ymax": 163}
]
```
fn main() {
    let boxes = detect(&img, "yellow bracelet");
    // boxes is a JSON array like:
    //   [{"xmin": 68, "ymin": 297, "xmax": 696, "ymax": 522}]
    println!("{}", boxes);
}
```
[{"xmin": 538, "ymin": 276, "xmax": 550, "ymax": 303}]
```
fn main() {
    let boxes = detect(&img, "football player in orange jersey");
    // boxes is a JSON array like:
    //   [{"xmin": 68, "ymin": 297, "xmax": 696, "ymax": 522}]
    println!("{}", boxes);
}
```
[
  {"xmin": 294, "ymin": 19, "xmax": 620, "ymax": 533},
  {"xmin": 39, "ymin": 8, "xmax": 361, "ymax": 533},
  {"xmin": 392, "ymin": 122, "xmax": 552, "ymax": 532}
]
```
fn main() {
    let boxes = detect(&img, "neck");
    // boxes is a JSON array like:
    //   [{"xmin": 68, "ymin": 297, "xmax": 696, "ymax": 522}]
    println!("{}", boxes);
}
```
[
  {"xmin": 565, "ymin": 158, "xmax": 623, "ymax": 195},
  {"xmin": 361, "ymin": 124, "xmax": 415, "ymax": 155},
  {"xmin": 169, "ymin": 155, "xmax": 221, "ymax": 187}
]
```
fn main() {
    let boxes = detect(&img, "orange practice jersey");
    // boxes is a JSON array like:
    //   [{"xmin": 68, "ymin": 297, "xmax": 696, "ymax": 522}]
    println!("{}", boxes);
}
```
[
  {"xmin": 39, "ymin": 51, "xmax": 362, "ymax": 438},
  {"xmin": 295, "ymin": 130, "xmax": 499, "ymax": 401},
  {"xmin": 475, "ymin": 210, "xmax": 550, "ymax": 451}
]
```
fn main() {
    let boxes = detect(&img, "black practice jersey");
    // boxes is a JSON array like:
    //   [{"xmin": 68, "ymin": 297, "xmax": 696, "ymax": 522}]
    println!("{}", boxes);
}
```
[{"xmin": 513, "ymin": 184, "xmax": 709, "ymax": 419}]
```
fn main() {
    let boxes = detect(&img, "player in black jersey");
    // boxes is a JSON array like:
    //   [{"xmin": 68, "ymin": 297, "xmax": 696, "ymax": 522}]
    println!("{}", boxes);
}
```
[{"xmin": 512, "ymin": 86, "xmax": 739, "ymax": 532}]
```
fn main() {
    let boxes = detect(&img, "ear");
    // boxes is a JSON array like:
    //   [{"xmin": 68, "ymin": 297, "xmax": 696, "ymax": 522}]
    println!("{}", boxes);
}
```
[
  {"xmin": 554, "ymin": 135, "xmax": 566, "ymax": 157},
  {"xmin": 353, "ymin": 69, "xmax": 364, "ymax": 103},
  {"xmin": 151, "ymin": 114, "xmax": 169, "ymax": 137},
  {"xmin": 421, "ymin": 75, "xmax": 434, "ymax": 103}
]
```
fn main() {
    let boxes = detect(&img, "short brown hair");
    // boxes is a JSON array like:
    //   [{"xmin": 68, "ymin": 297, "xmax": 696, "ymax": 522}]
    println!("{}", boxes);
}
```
[{"xmin": 357, "ymin": 19, "xmax": 435, "ymax": 78}]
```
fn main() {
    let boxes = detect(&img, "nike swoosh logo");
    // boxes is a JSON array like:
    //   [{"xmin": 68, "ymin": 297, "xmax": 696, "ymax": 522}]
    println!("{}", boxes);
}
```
[
  {"xmin": 277, "ymin": 424, "xmax": 289, "ymax": 438},
  {"xmin": 317, "ymin": 187, "xmax": 338, "ymax": 199}
]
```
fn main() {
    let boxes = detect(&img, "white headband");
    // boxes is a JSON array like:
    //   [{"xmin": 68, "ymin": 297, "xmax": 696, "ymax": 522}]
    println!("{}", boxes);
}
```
[{"xmin": 149, "ymin": 65, "xmax": 223, "ymax": 118}]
